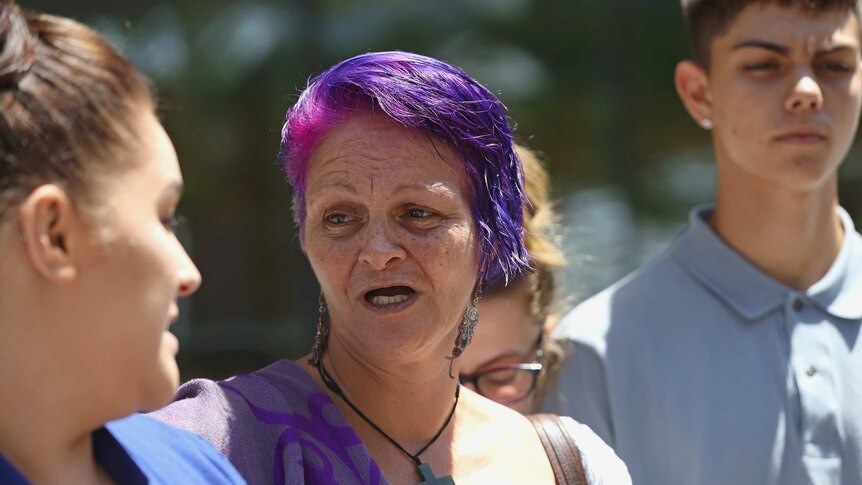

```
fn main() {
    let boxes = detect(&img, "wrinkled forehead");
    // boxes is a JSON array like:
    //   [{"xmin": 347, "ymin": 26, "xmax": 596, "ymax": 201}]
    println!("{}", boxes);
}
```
[
  {"xmin": 718, "ymin": 4, "xmax": 861, "ymax": 53},
  {"xmin": 306, "ymin": 112, "xmax": 471, "ymax": 197}
]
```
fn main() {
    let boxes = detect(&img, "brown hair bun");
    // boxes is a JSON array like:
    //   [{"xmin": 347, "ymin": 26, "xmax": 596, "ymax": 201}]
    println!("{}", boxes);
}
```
[{"xmin": 0, "ymin": 1, "xmax": 36, "ymax": 90}]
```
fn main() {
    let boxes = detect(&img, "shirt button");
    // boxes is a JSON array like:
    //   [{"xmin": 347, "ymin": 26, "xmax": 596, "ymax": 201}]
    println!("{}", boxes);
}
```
[
  {"xmin": 792, "ymin": 297, "xmax": 804, "ymax": 312},
  {"xmin": 805, "ymin": 365, "xmax": 817, "ymax": 377}
]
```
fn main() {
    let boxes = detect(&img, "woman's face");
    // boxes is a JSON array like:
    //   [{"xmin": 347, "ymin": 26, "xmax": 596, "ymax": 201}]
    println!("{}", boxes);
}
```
[
  {"xmin": 77, "ymin": 111, "xmax": 201, "ymax": 410},
  {"xmin": 459, "ymin": 288, "xmax": 542, "ymax": 414},
  {"xmin": 303, "ymin": 112, "xmax": 479, "ymax": 364}
]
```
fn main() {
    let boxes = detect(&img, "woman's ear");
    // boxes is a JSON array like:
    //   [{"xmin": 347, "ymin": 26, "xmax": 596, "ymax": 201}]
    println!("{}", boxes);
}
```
[
  {"xmin": 675, "ymin": 60, "xmax": 714, "ymax": 129},
  {"xmin": 18, "ymin": 185, "xmax": 79, "ymax": 283}
]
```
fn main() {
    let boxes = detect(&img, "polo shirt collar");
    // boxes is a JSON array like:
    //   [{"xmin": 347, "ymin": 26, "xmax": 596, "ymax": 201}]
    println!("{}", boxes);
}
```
[
  {"xmin": 806, "ymin": 207, "xmax": 862, "ymax": 320},
  {"xmin": 673, "ymin": 205, "xmax": 862, "ymax": 322}
]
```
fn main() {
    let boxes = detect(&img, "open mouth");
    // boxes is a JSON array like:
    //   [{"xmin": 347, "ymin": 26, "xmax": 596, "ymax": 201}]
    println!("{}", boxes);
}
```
[{"xmin": 365, "ymin": 285, "xmax": 416, "ymax": 306}]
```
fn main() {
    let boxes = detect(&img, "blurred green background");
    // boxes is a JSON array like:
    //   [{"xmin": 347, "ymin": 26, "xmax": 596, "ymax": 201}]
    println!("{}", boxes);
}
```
[{"xmin": 27, "ymin": 0, "xmax": 862, "ymax": 380}]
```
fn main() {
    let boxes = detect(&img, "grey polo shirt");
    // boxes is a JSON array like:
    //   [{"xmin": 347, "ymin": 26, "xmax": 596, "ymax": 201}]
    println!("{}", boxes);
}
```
[{"xmin": 545, "ymin": 205, "xmax": 862, "ymax": 485}]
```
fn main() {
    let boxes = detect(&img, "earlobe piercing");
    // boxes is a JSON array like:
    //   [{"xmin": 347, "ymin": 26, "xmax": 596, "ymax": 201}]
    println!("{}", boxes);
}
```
[
  {"xmin": 18, "ymin": 233, "xmax": 27, "ymax": 243},
  {"xmin": 700, "ymin": 118, "xmax": 713, "ymax": 130}
]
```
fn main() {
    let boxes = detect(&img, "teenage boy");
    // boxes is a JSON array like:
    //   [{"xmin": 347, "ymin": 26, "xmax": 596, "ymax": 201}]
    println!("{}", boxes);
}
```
[{"xmin": 545, "ymin": 2, "xmax": 862, "ymax": 484}]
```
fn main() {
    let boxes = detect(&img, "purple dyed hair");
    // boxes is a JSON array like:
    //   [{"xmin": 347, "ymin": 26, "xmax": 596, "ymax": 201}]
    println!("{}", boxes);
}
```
[{"xmin": 279, "ymin": 51, "xmax": 530, "ymax": 286}]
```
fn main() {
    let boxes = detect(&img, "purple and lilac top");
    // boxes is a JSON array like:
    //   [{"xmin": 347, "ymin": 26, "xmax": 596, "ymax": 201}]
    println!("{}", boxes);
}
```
[{"xmin": 151, "ymin": 359, "xmax": 630, "ymax": 485}]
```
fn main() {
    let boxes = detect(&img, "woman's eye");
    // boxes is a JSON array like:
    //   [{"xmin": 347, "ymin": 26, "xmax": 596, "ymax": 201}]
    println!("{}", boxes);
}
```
[
  {"xmin": 326, "ymin": 213, "xmax": 352, "ymax": 224},
  {"xmin": 407, "ymin": 208, "xmax": 433, "ymax": 219}
]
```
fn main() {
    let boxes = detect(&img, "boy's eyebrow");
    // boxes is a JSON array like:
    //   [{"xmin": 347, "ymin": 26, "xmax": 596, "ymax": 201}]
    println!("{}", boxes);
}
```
[
  {"xmin": 814, "ymin": 44, "xmax": 860, "ymax": 56},
  {"xmin": 732, "ymin": 40, "xmax": 859, "ymax": 56},
  {"xmin": 732, "ymin": 39, "xmax": 789, "ymax": 54}
]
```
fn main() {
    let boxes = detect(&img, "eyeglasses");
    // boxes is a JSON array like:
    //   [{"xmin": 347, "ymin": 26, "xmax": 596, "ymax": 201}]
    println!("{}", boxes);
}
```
[{"xmin": 459, "ymin": 361, "xmax": 543, "ymax": 404}]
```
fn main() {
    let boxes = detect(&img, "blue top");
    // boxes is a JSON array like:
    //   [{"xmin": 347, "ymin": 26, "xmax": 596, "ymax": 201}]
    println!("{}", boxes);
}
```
[
  {"xmin": 545, "ymin": 205, "xmax": 862, "ymax": 485},
  {"xmin": 0, "ymin": 414, "xmax": 246, "ymax": 484}
]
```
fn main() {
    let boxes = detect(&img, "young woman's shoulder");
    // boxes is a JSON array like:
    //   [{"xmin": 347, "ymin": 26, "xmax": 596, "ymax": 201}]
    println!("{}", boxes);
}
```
[
  {"xmin": 456, "ymin": 390, "xmax": 555, "ymax": 483},
  {"xmin": 107, "ymin": 414, "xmax": 246, "ymax": 484},
  {"xmin": 558, "ymin": 416, "xmax": 632, "ymax": 485},
  {"xmin": 457, "ymin": 391, "xmax": 631, "ymax": 484}
]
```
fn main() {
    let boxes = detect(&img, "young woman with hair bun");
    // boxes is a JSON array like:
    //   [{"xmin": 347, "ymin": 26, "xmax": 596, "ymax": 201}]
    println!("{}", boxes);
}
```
[{"xmin": 0, "ymin": 2, "xmax": 244, "ymax": 483}]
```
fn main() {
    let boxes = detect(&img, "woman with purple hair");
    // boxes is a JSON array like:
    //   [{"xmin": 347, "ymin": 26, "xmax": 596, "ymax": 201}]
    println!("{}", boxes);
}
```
[{"xmin": 152, "ymin": 51, "xmax": 630, "ymax": 484}]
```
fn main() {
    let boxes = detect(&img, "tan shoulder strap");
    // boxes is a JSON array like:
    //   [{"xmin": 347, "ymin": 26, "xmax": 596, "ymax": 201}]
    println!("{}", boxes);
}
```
[{"xmin": 527, "ymin": 413, "xmax": 588, "ymax": 485}]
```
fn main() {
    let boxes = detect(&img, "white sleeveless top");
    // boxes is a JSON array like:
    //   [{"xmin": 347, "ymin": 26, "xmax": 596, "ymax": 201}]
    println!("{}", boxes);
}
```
[{"xmin": 561, "ymin": 416, "xmax": 632, "ymax": 485}]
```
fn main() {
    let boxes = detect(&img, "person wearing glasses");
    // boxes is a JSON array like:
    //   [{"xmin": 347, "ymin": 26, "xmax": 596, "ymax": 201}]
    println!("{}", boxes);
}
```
[{"xmin": 458, "ymin": 145, "xmax": 567, "ymax": 415}]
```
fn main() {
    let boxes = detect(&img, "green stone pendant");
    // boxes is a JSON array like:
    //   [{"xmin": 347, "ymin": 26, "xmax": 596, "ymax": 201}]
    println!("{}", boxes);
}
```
[{"xmin": 417, "ymin": 462, "xmax": 455, "ymax": 485}]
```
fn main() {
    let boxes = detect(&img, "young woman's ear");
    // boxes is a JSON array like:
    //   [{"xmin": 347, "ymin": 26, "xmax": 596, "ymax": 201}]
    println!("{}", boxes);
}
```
[
  {"xmin": 18, "ymin": 185, "xmax": 79, "ymax": 283},
  {"xmin": 675, "ymin": 60, "xmax": 714, "ymax": 130}
]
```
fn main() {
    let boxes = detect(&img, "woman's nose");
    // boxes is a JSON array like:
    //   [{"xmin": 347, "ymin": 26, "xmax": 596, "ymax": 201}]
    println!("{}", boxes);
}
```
[
  {"xmin": 177, "ymin": 246, "xmax": 202, "ymax": 297},
  {"xmin": 358, "ymin": 221, "xmax": 406, "ymax": 271}
]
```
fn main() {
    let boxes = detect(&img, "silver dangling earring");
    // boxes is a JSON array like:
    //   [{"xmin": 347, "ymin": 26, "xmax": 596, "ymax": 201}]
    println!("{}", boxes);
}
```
[
  {"xmin": 308, "ymin": 292, "xmax": 330, "ymax": 366},
  {"xmin": 446, "ymin": 289, "xmax": 480, "ymax": 378}
]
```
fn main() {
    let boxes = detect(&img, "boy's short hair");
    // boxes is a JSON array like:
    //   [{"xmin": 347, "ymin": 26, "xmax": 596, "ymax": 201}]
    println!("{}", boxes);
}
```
[{"xmin": 682, "ymin": 0, "xmax": 861, "ymax": 66}]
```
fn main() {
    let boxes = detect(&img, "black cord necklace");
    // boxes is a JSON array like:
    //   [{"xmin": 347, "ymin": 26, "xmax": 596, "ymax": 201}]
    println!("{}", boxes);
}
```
[{"xmin": 316, "ymin": 358, "xmax": 458, "ymax": 485}]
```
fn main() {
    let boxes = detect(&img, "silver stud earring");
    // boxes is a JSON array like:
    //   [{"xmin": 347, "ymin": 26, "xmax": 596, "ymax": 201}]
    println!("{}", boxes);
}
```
[{"xmin": 700, "ymin": 118, "xmax": 713, "ymax": 130}]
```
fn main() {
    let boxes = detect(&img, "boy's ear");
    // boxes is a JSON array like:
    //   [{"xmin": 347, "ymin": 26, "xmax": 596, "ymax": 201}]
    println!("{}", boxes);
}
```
[
  {"xmin": 18, "ymin": 184, "xmax": 79, "ymax": 283},
  {"xmin": 675, "ymin": 60, "xmax": 714, "ymax": 129}
]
